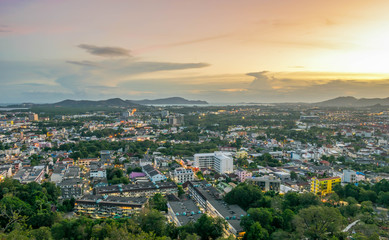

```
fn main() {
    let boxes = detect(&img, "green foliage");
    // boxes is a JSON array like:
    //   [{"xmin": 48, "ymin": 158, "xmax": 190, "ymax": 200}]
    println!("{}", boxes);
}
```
[
  {"xmin": 195, "ymin": 171, "xmax": 204, "ymax": 180},
  {"xmin": 334, "ymin": 180, "xmax": 389, "ymax": 205},
  {"xmin": 55, "ymin": 140, "xmax": 158, "ymax": 159},
  {"xmin": 0, "ymin": 179, "xmax": 62, "ymax": 231},
  {"xmin": 245, "ymin": 222, "xmax": 269, "ymax": 240},
  {"xmin": 57, "ymin": 198, "xmax": 75, "ymax": 212},
  {"xmin": 293, "ymin": 206, "xmax": 344, "ymax": 240},
  {"xmin": 138, "ymin": 209, "xmax": 166, "ymax": 236},
  {"xmin": 254, "ymin": 154, "xmax": 282, "ymax": 167},
  {"xmin": 224, "ymin": 183, "xmax": 264, "ymax": 210},
  {"xmin": 29, "ymin": 154, "xmax": 43, "ymax": 166},
  {"xmin": 150, "ymin": 194, "xmax": 167, "ymax": 212},
  {"xmin": 106, "ymin": 168, "xmax": 129, "ymax": 185},
  {"xmin": 193, "ymin": 214, "xmax": 227, "ymax": 240},
  {"xmin": 127, "ymin": 166, "xmax": 142, "ymax": 174}
]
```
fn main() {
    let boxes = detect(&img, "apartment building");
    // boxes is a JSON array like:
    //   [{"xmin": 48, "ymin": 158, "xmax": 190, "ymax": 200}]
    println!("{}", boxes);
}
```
[
  {"xmin": 310, "ymin": 176, "xmax": 341, "ymax": 196},
  {"xmin": 172, "ymin": 168, "xmax": 194, "ymax": 184},
  {"xmin": 75, "ymin": 195, "xmax": 147, "ymax": 218},
  {"xmin": 187, "ymin": 181, "xmax": 246, "ymax": 238},
  {"xmin": 194, "ymin": 152, "xmax": 233, "ymax": 174},
  {"xmin": 95, "ymin": 182, "xmax": 178, "ymax": 197}
]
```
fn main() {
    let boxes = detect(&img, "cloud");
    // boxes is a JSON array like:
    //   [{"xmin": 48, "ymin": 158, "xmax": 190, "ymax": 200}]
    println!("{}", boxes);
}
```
[
  {"xmin": 66, "ymin": 60, "xmax": 100, "ymax": 67},
  {"xmin": 0, "ymin": 24, "xmax": 11, "ymax": 32},
  {"xmin": 133, "ymin": 34, "xmax": 230, "ymax": 54},
  {"xmin": 244, "ymin": 71, "xmax": 389, "ymax": 102},
  {"xmin": 78, "ymin": 44, "xmax": 131, "ymax": 57},
  {"xmin": 112, "ymin": 61, "xmax": 209, "ymax": 75}
]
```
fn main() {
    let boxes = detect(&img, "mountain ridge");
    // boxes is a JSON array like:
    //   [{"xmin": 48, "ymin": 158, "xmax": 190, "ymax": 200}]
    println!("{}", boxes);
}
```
[
  {"xmin": 4, "ymin": 97, "xmax": 208, "ymax": 108},
  {"xmin": 313, "ymin": 96, "xmax": 389, "ymax": 107}
]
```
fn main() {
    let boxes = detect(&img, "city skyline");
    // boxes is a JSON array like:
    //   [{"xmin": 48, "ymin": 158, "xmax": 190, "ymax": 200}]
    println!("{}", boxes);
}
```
[{"xmin": 2, "ymin": 0, "xmax": 389, "ymax": 103}]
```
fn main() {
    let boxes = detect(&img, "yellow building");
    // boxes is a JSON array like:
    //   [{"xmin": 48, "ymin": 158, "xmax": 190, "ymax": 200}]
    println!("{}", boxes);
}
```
[{"xmin": 310, "ymin": 176, "xmax": 341, "ymax": 196}]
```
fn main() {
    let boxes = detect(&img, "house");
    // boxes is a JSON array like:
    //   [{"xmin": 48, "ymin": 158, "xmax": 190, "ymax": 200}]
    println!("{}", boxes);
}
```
[{"xmin": 142, "ymin": 164, "xmax": 166, "ymax": 182}]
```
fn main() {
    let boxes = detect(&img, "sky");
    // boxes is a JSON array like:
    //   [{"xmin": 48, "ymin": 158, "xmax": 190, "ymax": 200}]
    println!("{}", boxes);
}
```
[{"xmin": 1, "ymin": 0, "xmax": 389, "ymax": 103}]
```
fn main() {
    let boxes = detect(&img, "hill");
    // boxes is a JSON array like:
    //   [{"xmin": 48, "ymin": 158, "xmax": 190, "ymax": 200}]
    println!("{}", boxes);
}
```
[
  {"xmin": 132, "ymin": 97, "xmax": 208, "ymax": 105},
  {"xmin": 313, "ymin": 96, "xmax": 389, "ymax": 107},
  {"xmin": 4, "ymin": 97, "xmax": 208, "ymax": 109}
]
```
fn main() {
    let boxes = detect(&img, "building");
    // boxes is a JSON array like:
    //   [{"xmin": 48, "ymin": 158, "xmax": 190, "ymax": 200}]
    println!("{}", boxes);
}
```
[
  {"xmin": 28, "ymin": 113, "xmax": 39, "ymax": 121},
  {"xmin": 0, "ymin": 165, "xmax": 12, "ymax": 181},
  {"xmin": 235, "ymin": 169, "xmax": 252, "ymax": 182},
  {"xmin": 78, "ymin": 158, "xmax": 99, "ymax": 166},
  {"xmin": 57, "ymin": 178, "xmax": 83, "ymax": 199},
  {"xmin": 194, "ymin": 152, "xmax": 233, "ymax": 174},
  {"xmin": 90, "ymin": 168, "xmax": 107, "ymax": 178},
  {"xmin": 273, "ymin": 171, "xmax": 291, "ymax": 182},
  {"xmin": 95, "ymin": 182, "xmax": 178, "ymax": 197},
  {"xmin": 172, "ymin": 168, "xmax": 194, "ymax": 184},
  {"xmin": 187, "ymin": 181, "xmax": 246, "ymax": 238},
  {"xmin": 142, "ymin": 164, "xmax": 167, "ymax": 182},
  {"xmin": 247, "ymin": 175, "xmax": 281, "ymax": 192},
  {"xmin": 343, "ymin": 170, "xmax": 357, "ymax": 183},
  {"xmin": 168, "ymin": 115, "xmax": 184, "ymax": 126},
  {"xmin": 100, "ymin": 151, "xmax": 111, "ymax": 162},
  {"xmin": 75, "ymin": 195, "xmax": 147, "ymax": 218},
  {"xmin": 167, "ymin": 199, "xmax": 203, "ymax": 226},
  {"xmin": 12, "ymin": 165, "xmax": 47, "ymax": 184},
  {"xmin": 310, "ymin": 176, "xmax": 341, "ymax": 196}
]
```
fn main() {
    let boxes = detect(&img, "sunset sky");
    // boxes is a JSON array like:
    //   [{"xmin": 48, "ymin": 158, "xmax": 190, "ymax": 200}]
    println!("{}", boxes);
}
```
[{"xmin": 1, "ymin": 0, "xmax": 389, "ymax": 103}]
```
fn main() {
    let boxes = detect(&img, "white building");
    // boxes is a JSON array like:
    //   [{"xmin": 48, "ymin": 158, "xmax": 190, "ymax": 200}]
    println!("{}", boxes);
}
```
[
  {"xmin": 342, "ymin": 170, "xmax": 357, "ymax": 183},
  {"xmin": 172, "ymin": 168, "xmax": 194, "ymax": 183},
  {"xmin": 142, "ymin": 164, "xmax": 167, "ymax": 182},
  {"xmin": 90, "ymin": 169, "xmax": 107, "ymax": 178},
  {"xmin": 194, "ymin": 152, "xmax": 233, "ymax": 174}
]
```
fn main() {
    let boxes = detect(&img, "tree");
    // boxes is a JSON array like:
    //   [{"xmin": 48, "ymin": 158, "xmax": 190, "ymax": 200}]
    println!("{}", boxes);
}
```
[
  {"xmin": 178, "ymin": 186, "xmax": 185, "ymax": 197},
  {"xmin": 290, "ymin": 171, "xmax": 298, "ymax": 181},
  {"xmin": 245, "ymin": 222, "xmax": 269, "ymax": 240},
  {"xmin": 0, "ymin": 196, "xmax": 33, "ymax": 231},
  {"xmin": 378, "ymin": 191, "xmax": 389, "ymax": 207},
  {"xmin": 224, "ymin": 183, "xmax": 263, "ymax": 210},
  {"xmin": 293, "ymin": 206, "xmax": 344, "ymax": 240},
  {"xmin": 137, "ymin": 209, "xmax": 166, "ymax": 236},
  {"xmin": 150, "ymin": 194, "xmax": 167, "ymax": 212},
  {"xmin": 194, "ymin": 214, "xmax": 226, "ymax": 240},
  {"xmin": 32, "ymin": 226, "xmax": 53, "ymax": 240},
  {"xmin": 241, "ymin": 208, "xmax": 273, "ymax": 233}
]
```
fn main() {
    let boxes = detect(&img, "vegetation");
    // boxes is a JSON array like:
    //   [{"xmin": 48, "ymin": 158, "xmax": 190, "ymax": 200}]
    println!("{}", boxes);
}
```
[
  {"xmin": 224, "ymin": 182, "xmax": 389, "ymax": 239},
  {"xmin": 106, "ymin": 168, "xmax": 129, "ymax": 185}
]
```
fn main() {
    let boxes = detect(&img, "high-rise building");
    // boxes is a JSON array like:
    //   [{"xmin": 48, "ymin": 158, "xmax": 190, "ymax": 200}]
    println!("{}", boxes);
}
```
[
  {"xmin": 28, "ymin": 113, "xmax": 38, "ymax": 121},
  {"xmin": 168, "ymin": 114, "xmax": 184, "ymax": 126},
  {"xmin": 194, "ymin": 152, "xmax": 233, "ymax": 174}
]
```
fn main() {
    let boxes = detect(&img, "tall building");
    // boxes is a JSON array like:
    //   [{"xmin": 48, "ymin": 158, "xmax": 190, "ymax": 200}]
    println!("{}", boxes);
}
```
[
  {"xmin": 28, "ymin": 113, "xmax": 38, "ymax": 121},
  {"xmin": 168, "ymin": 114, "xmax": 184, "ymax": 126},
  {"xmin": 194, "ymin": 152, "xmax": 233, "ymax": 174},
  {"xmin": 342, "ymin": 170, "xmax": 357, "ymax": 183},
  {"xmin": 310, "ymin": 176, "xmax": 341, "ymax": 196}
]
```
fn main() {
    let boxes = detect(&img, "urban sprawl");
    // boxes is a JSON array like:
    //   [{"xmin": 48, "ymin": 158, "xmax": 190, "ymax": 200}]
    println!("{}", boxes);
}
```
[{"xmin": 0, "ymin": 105, "xmax": 388, "ymax": 239}]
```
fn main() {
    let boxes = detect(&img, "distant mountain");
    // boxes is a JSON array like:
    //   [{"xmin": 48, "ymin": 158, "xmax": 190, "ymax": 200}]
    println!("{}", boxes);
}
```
[
  {"xmin": 313, "ymin": 96, "xmax": 389, "ymax": 107},
  {"xmin": 132, "ymin": 97, "xmax": 208, "ymax": 105},
  {"xmin": 51, "ymin": 98, "xmax": 135, "ymax": 108},
  {"xmin": 5, "ymin": 97, "xmax": 208, "ymax": 109}
]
